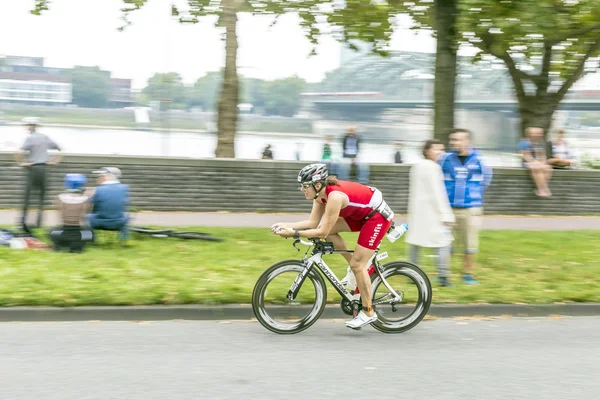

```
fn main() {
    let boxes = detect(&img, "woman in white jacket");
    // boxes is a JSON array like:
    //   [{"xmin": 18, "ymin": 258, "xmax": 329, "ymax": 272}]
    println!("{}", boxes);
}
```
[{"xmin": 405, "ymin": 139, "xmax": 455, "ymax": 287}]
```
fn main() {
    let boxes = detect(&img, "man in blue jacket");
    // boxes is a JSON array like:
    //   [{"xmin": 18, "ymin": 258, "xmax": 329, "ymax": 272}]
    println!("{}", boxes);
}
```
[
  {"xmin": 438, "ymin": 129, "xmax": 493, "ymax": 285},
  {"xmin": 86, "ymin": 167, "xmax": 130, "ymax": 240}
]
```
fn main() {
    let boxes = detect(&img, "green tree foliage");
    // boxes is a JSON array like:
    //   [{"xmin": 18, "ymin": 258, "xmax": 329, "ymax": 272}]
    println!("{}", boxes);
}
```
[
  {"xmin": 459, "ymin": 0, "xmax": 600, "ymax": 136},
  {"xmin": 188, "ymin": 71, "xmax": 222, "ymax": 111},
  {"xmin": 142, "ymin": 72, "xmax": 188, "ymax": 110},
  {"xmin": 260, "ymin": 76, "xmax": 306, "ymax": 117},
  {"xmin": 400, "ymin": 0, "xmax": 600, "ymax": 138},
  {"xmin": 69, "ymin": 66, "xmax": 111, "ymax": 108}
]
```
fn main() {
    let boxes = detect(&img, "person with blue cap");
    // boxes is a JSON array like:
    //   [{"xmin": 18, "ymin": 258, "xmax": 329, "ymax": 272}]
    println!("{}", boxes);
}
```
[{"xmin": 47, "ymin": 173, "xmax": 94, "ymax": 253}]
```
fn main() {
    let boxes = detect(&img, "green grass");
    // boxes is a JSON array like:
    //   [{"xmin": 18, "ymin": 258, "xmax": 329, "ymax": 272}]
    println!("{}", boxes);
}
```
[{"xmin": 1, "ymin": 227, "xmax": 599, "ymax": 307}]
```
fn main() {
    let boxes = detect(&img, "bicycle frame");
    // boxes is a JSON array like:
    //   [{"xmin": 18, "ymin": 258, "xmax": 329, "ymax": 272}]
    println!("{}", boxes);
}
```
[{"xmin": 286, "ymin": 240, "xmax": 403, "ymax": 306}]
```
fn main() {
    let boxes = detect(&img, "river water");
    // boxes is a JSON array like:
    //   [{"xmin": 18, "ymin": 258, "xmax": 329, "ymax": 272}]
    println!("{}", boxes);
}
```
[{"xmin": 2, "ymin": 124, "xmax": 597, "ymax": 167}]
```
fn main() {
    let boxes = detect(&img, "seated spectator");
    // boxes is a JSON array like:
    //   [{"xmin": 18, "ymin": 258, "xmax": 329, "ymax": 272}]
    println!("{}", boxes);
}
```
[
  {"xmin": 547, "ymin": 129, "xmax": 575, "ymax": 169},
  {"xmin": 86, "ymin": 167, "xmax": 130, "ymax": 240},
  {"xmin": 394, "ymin": 141, "xmax": 403, "ymax": 164},
  {"xmin": 48, "ymin": 174, "xmax": 94, "ymax": 253},
  {"xmin": 518, "ymin": 127, "xmax": 552, "ymax": 197},
  {"xmin": 262, "ymin": 144, "xmax": 274, "ymax": 160}
]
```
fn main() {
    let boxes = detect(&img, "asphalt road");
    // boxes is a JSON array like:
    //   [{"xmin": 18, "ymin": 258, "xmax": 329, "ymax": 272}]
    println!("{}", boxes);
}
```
[{"xmin": 0, "ymin": 316, "xmax": 598, "ymax": 400}]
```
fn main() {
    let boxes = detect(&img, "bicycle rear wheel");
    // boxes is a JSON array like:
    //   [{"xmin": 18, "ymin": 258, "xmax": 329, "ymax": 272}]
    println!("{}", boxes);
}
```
[
  {"xmin": 169, "ymin": 232, "xmax": 224, "ymax": 242},
  {"xmin": 128, "ymin": 226, "xmax": 173, "ymax": 235},
  {"xmin": 370, "ymin": 261, "xmax": 432, "ymax": 334},
  {"xmin": 252, "ymin": 260, "xmax": 327, "ymax": 334}
]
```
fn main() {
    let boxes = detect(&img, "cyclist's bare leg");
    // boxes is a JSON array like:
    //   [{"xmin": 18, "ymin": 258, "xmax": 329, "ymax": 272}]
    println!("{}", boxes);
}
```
[
  {"xmin": 350, "ymin": 244, "xmax": 375, "ymax": 316},
  {"xmin": 324, "ymin": 217, "xmax": 353, "ymax": 264}
]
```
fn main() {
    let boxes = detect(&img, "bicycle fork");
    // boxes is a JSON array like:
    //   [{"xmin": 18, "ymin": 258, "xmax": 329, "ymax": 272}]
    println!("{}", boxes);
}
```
[{"xmin": 286, "ymin": 260, "xmax": 312, "ymax": 302}]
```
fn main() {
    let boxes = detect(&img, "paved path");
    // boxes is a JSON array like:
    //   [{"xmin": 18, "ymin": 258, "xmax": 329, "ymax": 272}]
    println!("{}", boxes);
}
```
[
  {"xmin": 0, "ymin": 317, "xmax": 598, "ymax": 399},
  {"xmin": 2, "ymin": 210, "xmax": 600, "ymax": 230}
]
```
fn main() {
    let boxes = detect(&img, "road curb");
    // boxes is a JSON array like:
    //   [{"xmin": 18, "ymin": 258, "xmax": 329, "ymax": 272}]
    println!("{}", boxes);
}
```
[{"xmin": 1, "ymin": 303, "xmax": 600, "ymax": 322}]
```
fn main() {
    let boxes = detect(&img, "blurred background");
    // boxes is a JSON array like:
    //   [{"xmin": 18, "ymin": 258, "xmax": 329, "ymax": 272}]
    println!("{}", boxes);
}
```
[{"xmin": 1, "ymin": 0, "xmax": 599, "ymax": 168}]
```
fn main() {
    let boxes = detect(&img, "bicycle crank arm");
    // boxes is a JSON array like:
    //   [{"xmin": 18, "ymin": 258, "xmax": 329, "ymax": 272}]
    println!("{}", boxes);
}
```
[
  {"xmin": 375, "ymin": 271, "xmax": 403, "ymax": 303},
  {"xmin": 373, "ymin": 293, "xmax": 403, "ymax": 306}
]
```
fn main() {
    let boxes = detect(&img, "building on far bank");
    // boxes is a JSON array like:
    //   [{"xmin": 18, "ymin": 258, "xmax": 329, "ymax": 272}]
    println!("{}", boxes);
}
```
[
  {"xmin": 0, "ymin": 55, "xmax": 133, "ymax": 107},
  {"xmin": 109, "ymin": 78, "xmax": 134, "ymax": 108},
  {"xmin": 0, "ymin": 71, "xmax": 72, "ymax": 105},
  {"xmin": 0, "ymin": 55, "xmax": 72, "ymax": 105}
]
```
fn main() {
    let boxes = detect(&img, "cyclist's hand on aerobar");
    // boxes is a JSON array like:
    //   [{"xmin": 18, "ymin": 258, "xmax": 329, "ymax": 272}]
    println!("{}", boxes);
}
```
[
  {"xmin": 270, "ymin": 223, "xmax": 287, "ymax": 233},
  {"xmin": 274, "ymin": 227, "xmax": 295, "ymax": 238}
]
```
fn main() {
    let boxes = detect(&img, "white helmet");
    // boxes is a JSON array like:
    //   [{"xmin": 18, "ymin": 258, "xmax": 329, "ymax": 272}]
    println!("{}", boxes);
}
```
[{"xmin": 297, "ymin": 163, "xmax": 329, "ymax": 184}]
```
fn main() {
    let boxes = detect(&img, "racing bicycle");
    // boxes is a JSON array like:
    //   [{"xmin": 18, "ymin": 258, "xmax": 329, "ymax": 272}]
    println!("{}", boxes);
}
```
[{"xmin": 252, "ymin": 224, "xmax": 432, "ymax": 334}]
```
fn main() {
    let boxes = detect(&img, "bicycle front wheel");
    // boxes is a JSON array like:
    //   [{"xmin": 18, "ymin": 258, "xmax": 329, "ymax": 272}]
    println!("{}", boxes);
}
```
[{"xmin": 252, "ymin": 260, "xmax": 327, "ymax": 334}]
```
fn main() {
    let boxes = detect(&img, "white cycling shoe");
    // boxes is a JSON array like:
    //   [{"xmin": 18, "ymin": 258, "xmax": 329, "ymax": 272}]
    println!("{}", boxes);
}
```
[{"xmin": 345, "ymin": 310, "xmax": 378, "ymax": 330}]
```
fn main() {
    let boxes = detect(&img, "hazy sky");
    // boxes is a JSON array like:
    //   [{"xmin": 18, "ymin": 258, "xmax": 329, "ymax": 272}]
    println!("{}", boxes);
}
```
[{"xmin": 0, "ymin": 0, "xmax": 440, "ymax": 89}]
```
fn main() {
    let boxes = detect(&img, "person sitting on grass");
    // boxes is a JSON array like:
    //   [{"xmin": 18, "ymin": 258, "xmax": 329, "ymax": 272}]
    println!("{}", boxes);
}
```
[
  {"xmin": 85, "ymin": 167, "xmax": 130, "ymax": 241},
  {"xmin": 48, "ymin": 174, "xmax": 94, "ymax": 253}
]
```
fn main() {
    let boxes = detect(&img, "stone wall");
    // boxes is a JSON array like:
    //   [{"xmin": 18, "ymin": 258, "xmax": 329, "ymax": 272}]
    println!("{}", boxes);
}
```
[{"xmin": 1, "ymin": 153, "xmax": 599, "ymax": 215}]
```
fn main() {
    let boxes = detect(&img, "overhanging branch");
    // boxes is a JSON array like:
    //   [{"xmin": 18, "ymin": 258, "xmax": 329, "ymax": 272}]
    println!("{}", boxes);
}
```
[
  {"xmin": 548, "ymin": 21, "xmax": 600, "ymax": 45},
  {"xmin": 556, "ymin": 38, "xmax": 600, "ymax": 100},
  {"xmin": 479, "ymin": 33, "xmax": 528, "ymax": 102}
]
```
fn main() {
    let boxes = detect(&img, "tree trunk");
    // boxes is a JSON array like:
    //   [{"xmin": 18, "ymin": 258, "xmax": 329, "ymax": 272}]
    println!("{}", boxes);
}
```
[
  {"xmin": 215, "ymin": 0, "xmax": 239, "ymax": 158},
  {"xmin": 518, "ymin": 94, "xmax": 559, "ymax": 141},
  {"xmin": 433, "ymin": 0, "xmax": 458, "ymax": 145}
]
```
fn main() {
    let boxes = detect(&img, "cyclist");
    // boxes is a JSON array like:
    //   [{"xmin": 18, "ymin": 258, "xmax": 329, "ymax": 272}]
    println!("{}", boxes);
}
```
[{"xmin": 271, "ymin": 163, "xmax": 395, "ymax": 329}]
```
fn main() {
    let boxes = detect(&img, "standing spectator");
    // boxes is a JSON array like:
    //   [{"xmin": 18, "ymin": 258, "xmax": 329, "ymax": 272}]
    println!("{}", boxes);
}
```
[
  {"xmin": 518, "ymin": 127, "xmax": 552, "ymax": 197},
  {"xmin": 14, "ymin": 117, "xmax": 62, "ymax": 228},
  {"xmin": 338, "ymin": 126, "xmax": 370, "ymax": 184},
  {"xmin": 394, "ymin": 141, "xmax": 404, "ymax": 164},
  {"xmin": 405, "ymin": 139, "xmax": 455, "ymax": 287},
  {"xmin": 547, "ymin": 129, "xmax": 575, "ymax": 169},
  {"xmin": 321, "ymin": 136, "xmax": 333, "ymax": 162},
  {"xmin": 86, "ymin": 167, "xmax": 130, "ymax": 241},
  {"xmin": 321, "ymin": 135, "xmax": 338, "ymax": 176},
  {"xmin": 262, "ymin": 144, "xmax": 274, "ymax": 160},
  {"xmin": 439, "ymin": 129, "xmax": 493, "ymax": 285},
  {"xmin": 295, "ymin": 142, "xmax": 303, "ymax": 161}
]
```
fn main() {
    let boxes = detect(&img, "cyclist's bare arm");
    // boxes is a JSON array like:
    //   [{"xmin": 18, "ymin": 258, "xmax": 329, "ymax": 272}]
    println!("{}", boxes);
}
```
[
  {"xmin": 295, "ymin": 193, "xmax": 345, "ymax": 239},
  {"xmin": 271, "ymin": 200, "xmax": 325, "ymax": 232}
]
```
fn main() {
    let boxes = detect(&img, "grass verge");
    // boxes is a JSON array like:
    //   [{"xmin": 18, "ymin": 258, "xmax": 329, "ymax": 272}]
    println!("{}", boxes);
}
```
[{"xmin": 1, "ymin": 227, "xmax": 599, "ymax": 307}]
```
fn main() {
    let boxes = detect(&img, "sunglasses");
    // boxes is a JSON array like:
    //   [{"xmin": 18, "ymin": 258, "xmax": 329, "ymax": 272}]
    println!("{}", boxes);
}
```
[{"xmin": 300, "ymin": 182, "xmax": 312, "ymax": 189}]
